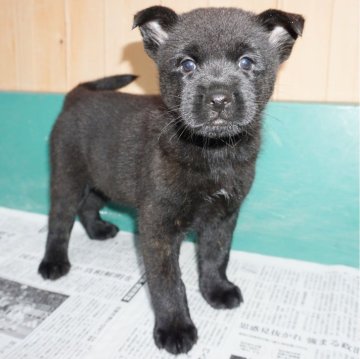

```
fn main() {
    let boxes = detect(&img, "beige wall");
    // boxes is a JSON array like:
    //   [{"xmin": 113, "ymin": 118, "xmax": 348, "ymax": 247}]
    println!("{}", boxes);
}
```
[{"xmin": 0, "ymin": 0, "xmax": 359, "ymax": 103}]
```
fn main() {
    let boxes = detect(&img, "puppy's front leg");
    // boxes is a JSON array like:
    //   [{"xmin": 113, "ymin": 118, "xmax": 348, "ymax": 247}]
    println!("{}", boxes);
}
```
[
  {"xmin": 139, "ymin": 207, "xmax": 197, "ymax": 355},
  {"xmin": 198, "ymin": 209, "xmax": 243, "ymax": 309}
]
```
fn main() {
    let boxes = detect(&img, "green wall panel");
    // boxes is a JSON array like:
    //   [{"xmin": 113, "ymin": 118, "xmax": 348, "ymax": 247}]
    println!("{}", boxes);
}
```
[{"xmin": 0, "ymin": 92, "xmax": 358, "ymax": 267}]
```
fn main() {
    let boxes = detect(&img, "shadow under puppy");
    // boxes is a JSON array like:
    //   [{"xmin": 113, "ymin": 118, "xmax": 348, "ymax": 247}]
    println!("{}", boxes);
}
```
[{"xmin": 38, "ymin": 6, "xmax": 304, "ymax": 355}]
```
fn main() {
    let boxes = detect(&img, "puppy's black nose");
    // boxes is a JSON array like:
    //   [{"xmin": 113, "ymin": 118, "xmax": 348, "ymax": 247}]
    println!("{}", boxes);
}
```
[{"xmin": 207, "ymin": 92, "xmax": 232, "ymax": 111}]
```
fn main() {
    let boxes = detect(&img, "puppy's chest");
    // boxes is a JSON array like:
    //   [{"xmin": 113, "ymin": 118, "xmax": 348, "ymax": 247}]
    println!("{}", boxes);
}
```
[
  {"xmin": 203, "ymin": 187, "xmax": 233, "ymax": 203},
  {"xmin": 160, "ymin": 151, "xmax": 249, "ymax": 205},
  {"xmin": 188, "ymin": 169, "xmax": 242, "ymax": 205}
]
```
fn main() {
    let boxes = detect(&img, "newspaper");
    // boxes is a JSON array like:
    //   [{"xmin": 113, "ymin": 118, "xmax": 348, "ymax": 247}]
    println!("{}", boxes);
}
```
[{"xmin": 0, "ymin": 207, "xmax": 358, "ymax": 359}]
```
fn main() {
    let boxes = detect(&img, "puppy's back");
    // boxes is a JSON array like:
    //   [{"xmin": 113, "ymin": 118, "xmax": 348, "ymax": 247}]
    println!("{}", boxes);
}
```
[{"xmin": 50, "ymin": 75, "xmax": 163, "ymax": 205}]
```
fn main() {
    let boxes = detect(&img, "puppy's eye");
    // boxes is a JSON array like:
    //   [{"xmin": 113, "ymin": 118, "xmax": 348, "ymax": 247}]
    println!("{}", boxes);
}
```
[
  {"xmin": 181, "ymin": 59, "xmax": 196, "ymax": 73},
  {"xmin": 239, "ymin": 57, "xmax": 253, "ymax": 71}
]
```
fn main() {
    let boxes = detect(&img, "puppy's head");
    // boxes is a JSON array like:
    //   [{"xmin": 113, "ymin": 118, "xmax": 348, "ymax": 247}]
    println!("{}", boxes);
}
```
[{"xmin": 134, "ymin": 6, "xmax": 304, "ymax": 138}]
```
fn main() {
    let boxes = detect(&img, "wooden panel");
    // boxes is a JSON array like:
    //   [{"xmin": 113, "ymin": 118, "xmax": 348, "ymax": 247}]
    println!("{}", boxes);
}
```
[
  {"xmin": 327, "ymin": 0, "xmax": 359, "ymax": 103},
  {"xmin": 162, "ymin": 0, "xmax": 208, "ymax": 13},
  {"xmin": 104, "ymin": 0, "xmax": 158, "ymax": 94},
  {"xmin": 274, "ymin": 0, "xmax": 333, "ymax": 101},
  {"xmin": 208, "ymin": 0, "xmax": 277, "ymax": 12},
  {"xmin": 4, "ymin": 0, "xmax": 67, "ymax": 92},
  {"xmin": 0, "ymin": 0, "xmax": 358, "ymax": 103},
  {"xmin": 0, "ymin": 0, "xmax": 17, "ymax": 90},
  {"xmin": 13, "ymin": 0, "xmax": 36, "ymax": 91},
  {"xmin": 66, "ymin": 0, "xmax": 105, "ymax": 88},
  {"xmin": 32, "ymin": 0, "xmax": 67, "ymax": 91}
]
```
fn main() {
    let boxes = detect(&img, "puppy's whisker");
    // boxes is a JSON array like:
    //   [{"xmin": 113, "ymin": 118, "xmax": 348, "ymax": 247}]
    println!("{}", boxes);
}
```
[{"xmin": 157, "ymin": 116, "xmax": 184, "ymax": 143}]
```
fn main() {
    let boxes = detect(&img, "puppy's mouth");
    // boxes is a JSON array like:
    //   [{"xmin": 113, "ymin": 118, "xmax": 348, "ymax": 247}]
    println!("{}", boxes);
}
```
[
  {"xmin": 187, "ymin": 117, "xmax": 245, "ymax": 139},
  {"xmin": 211, "ymin": 118, "xmax": 227, "ymax": 126}
]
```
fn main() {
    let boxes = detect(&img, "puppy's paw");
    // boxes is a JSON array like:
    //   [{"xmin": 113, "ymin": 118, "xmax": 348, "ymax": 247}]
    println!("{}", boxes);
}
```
[
  {"xmin": 87, "ymin": 220, "xmax": 119, "ymax": 240},
  {"xmin": 38, "ymin": 259, "xmax": 71, "ymax": 280},
  {"xmin": 202, "ymin": 282, "xmax": 243, "ymax": 309},
  {"xmin": 154, "ymin": 321, "xmax": 198, "ymax": 355}
]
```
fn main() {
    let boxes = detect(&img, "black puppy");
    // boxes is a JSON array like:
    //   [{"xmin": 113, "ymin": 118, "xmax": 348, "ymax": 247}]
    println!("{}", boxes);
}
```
[{"xmin": 38, "ymin": 6, "xmax": 304, "ymax": 355}]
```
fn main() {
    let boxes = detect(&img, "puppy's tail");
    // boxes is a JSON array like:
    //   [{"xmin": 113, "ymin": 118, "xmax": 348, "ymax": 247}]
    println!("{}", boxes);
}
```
[
  {"xmin": 63, "ymin": 75, "xmax": 137, "ymax": 110},
  {"xmin": 79, "ymin": 74, "xmax": 137, "ymax": 91}
]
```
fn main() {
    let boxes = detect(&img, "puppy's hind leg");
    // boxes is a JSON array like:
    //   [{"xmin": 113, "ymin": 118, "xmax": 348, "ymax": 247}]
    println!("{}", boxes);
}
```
[
  {"xmin": 78, "ymin": 189, "xmax": 119, "ymax": 240},
  {"xmin": 38, "ymin": 151, "xmax": 86, "ymax": 280}
]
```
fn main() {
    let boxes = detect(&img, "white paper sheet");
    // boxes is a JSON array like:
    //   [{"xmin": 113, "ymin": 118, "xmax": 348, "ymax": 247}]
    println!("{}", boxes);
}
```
[{"xmin": 0, "ymin": 207, "xmax": 358, "ymax": 359}]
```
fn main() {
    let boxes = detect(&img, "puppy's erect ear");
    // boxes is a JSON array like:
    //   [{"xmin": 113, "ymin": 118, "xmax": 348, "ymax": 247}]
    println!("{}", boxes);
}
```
[
  {"xmin": 257, "ymin": 9, "xmax": 305, "ymax": 63},
  {"xmin": 133, "ymin": 6, "xmax": 178, "ymax": 59}
]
